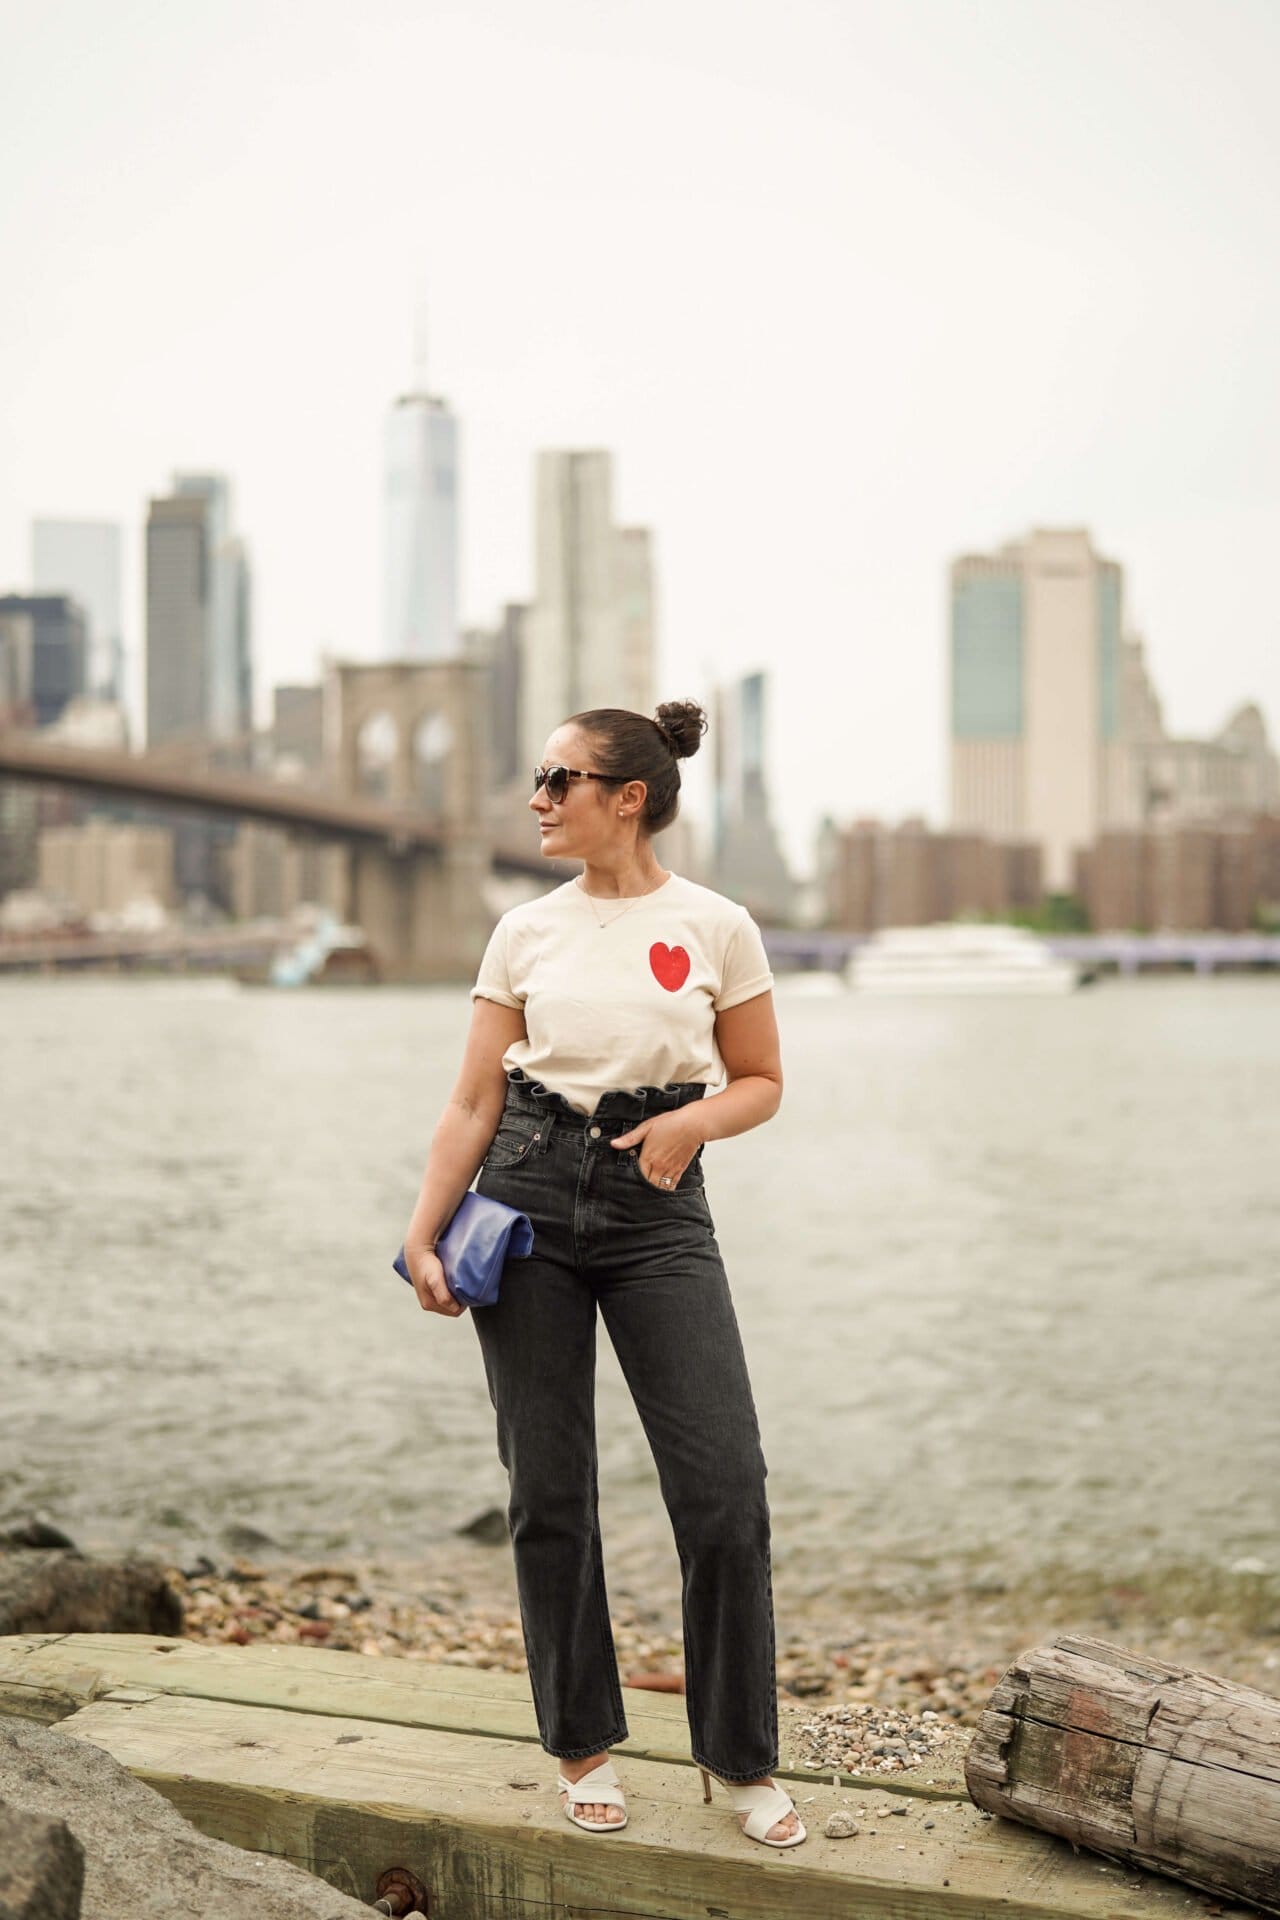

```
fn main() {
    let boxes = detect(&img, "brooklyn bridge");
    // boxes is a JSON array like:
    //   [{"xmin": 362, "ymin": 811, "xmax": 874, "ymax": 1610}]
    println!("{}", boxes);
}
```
[{"xmin": 0, "ymin": 660, "xmax": 554, "ymax": 981}]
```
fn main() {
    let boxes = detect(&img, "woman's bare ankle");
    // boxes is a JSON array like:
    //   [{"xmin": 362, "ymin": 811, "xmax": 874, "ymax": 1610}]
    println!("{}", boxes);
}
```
[{"xmin": 559, "ymin": 1749, "xmax": 610, "ymax": 1785}]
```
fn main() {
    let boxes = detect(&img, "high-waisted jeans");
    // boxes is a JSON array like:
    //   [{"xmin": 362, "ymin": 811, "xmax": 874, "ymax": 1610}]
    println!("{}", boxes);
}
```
[{"xmin": 471, "ymin": 1066, "xmax": 778, "ymax": 1781}]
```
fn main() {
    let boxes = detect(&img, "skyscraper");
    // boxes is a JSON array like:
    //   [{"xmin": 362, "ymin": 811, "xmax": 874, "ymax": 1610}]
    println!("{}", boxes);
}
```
[
  {"xmin": 0, "ymin": 595, "xmax": 88, "ymax": 726},
  {"xmin": 710, "ymin": 669, "xmax": 793, "ymax": 921},
  {"xmin": 522, "ymin": 450, "xmax": 655, "ymax": 767},
  {"xmin": 31, "ymin": 519, "xmax": 123, "ymax": 703},
  {"xmin": 384, "ymin": 391, "xmax": 459, "ymax": 660},
  {"xmin": 145, "ymin": 474, "xmax": 252, "ymax": 747},
  {"xmin": 464, "ymin": 603, "xmax": 526, "ymax": 790},
  {"xmin": 615, "ymin": 527, "xmax": 656, "ymax": 721},
  {"xmin": 950, "ymin": 528, "xmax": 1124, "ymax": 890},
  {"xmin": 146, "ymin": 491, "xmax": 207, "ymax": 746}
]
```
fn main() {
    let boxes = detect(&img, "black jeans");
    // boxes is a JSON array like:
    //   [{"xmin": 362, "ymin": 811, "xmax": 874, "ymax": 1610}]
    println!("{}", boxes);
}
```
[{"xmin": 472, "ymin": 1066, "xmax": 778, "ymax": 1781}]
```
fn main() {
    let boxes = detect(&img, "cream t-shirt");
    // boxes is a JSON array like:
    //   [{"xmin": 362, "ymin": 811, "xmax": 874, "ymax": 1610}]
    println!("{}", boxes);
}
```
[{"xmin": 469, "ymin": 872, "xmax": 775, "ymax": 1117}]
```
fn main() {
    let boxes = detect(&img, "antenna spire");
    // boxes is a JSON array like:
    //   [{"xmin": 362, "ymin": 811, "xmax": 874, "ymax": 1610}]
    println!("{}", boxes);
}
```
[{"xmin": 412, "ymin": 298, "xmax": 429, "ymax": 395}]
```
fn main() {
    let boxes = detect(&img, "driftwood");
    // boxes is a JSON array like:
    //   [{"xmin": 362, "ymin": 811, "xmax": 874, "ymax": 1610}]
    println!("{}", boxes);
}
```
[{"xmin": 965, "ymin": 1634, "xmax": 1280, "ymax": 1914}]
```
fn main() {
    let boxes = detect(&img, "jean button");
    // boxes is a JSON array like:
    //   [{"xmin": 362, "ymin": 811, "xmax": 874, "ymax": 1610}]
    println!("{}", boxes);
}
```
[{"xmin": 588, "ymin": 1125, "xmax": 602, "ymax": 1138}]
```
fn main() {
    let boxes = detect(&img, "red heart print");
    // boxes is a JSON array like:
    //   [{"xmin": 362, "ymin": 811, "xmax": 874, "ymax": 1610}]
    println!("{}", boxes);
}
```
[{"xmin": 650, "ymin": 942, "xmax": 690, "ymax": 992}]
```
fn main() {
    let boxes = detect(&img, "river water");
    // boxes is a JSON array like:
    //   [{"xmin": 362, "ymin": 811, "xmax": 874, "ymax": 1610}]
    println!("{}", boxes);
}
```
[{"xmin": 2, "ymin": 974, "xmax": 1277, "ymax": 1612}]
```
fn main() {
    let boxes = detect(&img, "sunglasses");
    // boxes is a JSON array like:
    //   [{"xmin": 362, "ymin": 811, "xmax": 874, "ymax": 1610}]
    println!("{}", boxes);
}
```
[{"xmin": 532, "ymin": 763, "xmax": 628, "ymax": 805}]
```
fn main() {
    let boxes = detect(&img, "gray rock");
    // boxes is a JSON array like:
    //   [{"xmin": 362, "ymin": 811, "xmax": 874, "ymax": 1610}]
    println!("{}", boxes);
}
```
[
  {"xmin": 221, "ymin": 1522, "xmax": 280, "ymax": 1553},
  {"xmin": 824, "ymin": 1809, "xmax": 860, "ymax": 1838},
  {"xmin": 0, "ymin": 1717, "xmax": 372, "ymax": 1920},
  {"xmin": 457, "ymin": 1507, "xmax": 509, "ymax": 1546},
  {"xmin": 0, "ymin": 1799, "xmax": 85, "ymax": 1920},
  {"xmin": 0, "ymin": 1515, "xmax": 78, "ymax": 1553},
  {"xmin": 0, "ymin": 1553, "xmax": 182, "ymax": 1637}
]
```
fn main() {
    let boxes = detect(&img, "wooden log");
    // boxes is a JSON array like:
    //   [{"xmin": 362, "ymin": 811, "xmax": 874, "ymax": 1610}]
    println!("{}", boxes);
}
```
[{"xmin": 965, "ymin": 1634, "xmax": 1280, "ymax": 1915}]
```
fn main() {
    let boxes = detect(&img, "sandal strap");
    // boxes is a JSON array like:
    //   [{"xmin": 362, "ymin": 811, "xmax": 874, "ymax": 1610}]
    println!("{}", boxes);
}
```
[
  {"xmin": 557, "ymin": 1760, "xmax": 626, "ymax": 1809},
  {"xmin": 724, "ymin": 1781, "xmax": 797, "ymax": 1842}
]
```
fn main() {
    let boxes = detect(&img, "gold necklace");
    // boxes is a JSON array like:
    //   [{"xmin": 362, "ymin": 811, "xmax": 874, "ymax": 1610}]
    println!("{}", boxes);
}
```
[{"xmin": 576, "ymin": 874, "xmax": 663, "ymax": 930}]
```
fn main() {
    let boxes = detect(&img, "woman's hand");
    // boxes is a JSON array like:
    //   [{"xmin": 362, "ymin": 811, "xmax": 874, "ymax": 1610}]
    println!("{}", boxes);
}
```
[
  {"xmin": 406, "ymin": 1245, "xmax": 466, "ymax": 1318},
  {"xmin": 609, "ymin": 1110, "xmax": 705, "ymax": 1191}
]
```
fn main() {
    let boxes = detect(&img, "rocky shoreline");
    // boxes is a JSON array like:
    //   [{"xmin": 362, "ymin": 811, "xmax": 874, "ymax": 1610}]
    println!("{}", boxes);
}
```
[
  {"xmin": 166, "ymin": 1549, "xmax": 1280, "ymax": 1781},
  {"xmin": 4, "ymin": 1511, "xmax": 1275, "ymax": 1786}
]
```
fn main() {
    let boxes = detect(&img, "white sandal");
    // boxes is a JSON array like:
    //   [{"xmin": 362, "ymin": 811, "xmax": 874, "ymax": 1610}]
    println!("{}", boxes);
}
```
[
  {"xmin": 698, "ymin": 1767, "xmax": 807, "ymax": 1848},
  {"xmin": 557, "ymin": 1758, "xmax": 628, "ymax": 1833}
]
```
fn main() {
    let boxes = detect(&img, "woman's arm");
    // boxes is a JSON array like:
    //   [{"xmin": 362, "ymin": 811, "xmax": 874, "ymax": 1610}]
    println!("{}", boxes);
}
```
[
  {"xmin": 609, "ymin": 989, "xmax": 782, "ymax": 1186},
  {"xmin": 700, "ymin": 989, "xmax": 783, "ymax": 1139},
  {"xmin": 403, "ymin": 996, "xmax": 527, "ymax": 1315}
]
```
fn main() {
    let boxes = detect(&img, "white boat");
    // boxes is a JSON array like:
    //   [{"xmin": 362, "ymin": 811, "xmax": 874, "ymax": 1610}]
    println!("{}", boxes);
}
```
[{"xmin": 847, "ymin": 922, "xmax": 1084, "ymax": 995}]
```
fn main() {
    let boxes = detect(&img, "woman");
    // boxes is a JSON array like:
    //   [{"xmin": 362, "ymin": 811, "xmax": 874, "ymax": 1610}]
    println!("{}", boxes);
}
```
[{"xmin": 401, "ymin": 699, "xmax": 805, "ymax": 1850}]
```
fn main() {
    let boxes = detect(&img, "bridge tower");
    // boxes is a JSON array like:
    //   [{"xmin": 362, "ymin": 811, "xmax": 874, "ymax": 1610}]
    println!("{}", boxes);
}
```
[{"xmin": 327, "ymin": 658, "xmax": 492, "ymax": 982}]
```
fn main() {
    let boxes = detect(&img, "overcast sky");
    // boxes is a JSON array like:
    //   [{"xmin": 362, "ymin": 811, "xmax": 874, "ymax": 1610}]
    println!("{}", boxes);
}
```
[{"xmin": 1, "ymin": 0, "xmax": 1276, "ymax": 872}]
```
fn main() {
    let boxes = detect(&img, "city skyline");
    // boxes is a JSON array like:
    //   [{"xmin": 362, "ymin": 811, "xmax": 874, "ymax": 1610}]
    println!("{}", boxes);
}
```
[
  {"xmin": 7, "ymin": 474, "xmax": 1277, "ymax": 882},
  {"xmin": 0, "ymin": 0, "xmax": 1277, "ymax": 873}
]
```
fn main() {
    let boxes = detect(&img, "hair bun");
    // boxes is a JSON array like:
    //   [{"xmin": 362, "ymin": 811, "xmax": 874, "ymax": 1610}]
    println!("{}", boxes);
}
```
[{"xmin": 653, "ymin": 700, "xmax": 708, "ymax": 761}]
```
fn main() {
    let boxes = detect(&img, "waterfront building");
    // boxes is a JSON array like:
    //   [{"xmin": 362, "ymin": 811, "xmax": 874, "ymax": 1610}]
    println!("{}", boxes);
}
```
[
  {"xmin": 0, "ymin": 784, "xmax": 38, "ymax": 896},
  {"xmin": 522, "ymin": 451, "xmax": 655, "ymax": 769},
  {"xmin": 226, "ymin": 823, "xmax": 346, "ymax": 921},
  {"xmin": 38, "ymin": 818, "xmax": 175, "ymax": 917},
  {"xmin": 31, "ymin": 519, "xmax": 123, "ymax": 703},
  {"xmin": 0, "ymin": 594, "xmax": 88, "ymax": 726},
  {"xmin": 145, "ymin": 474, "xmax": 252, "ymax": 747},
  {"xmin": 818, "ymin": 816, "xmax": 1042, "ymax": 933},
  {"xmin": 950, "ymin": 527, "xmax": 1126, "ymax": 890},
  {"xmin": 711, "ymin": 670, "xmax": 793, "ymax": 922},
  {"xmin": 1076, "ymin": 815, "xmax": 1280, "ymax": 932},
  {"xmin": 384, "ymin": 390, "xmax": 459, "ymax": 660}
]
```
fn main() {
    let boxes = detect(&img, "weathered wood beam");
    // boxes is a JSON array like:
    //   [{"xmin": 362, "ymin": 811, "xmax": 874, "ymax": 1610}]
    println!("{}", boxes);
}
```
[
  {"xmin": 5, "ymin": 1635, "xmax": 1261, "ymax": 1917},
  {"xmin": 60, "ymin": 1689, "xmax": 1220, "ymax": 1920},
  {"xmin": 965, "ymin": 1635, "xmax": 1280, "ymax": 1915},
  {"xmin": 0, "ymin": 1633, "xmax": 962, "ymax": 1797}
]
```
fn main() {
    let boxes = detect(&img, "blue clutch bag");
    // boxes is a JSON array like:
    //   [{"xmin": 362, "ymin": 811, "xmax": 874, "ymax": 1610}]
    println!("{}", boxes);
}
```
[{"xmin": 394, "ymin": 1190, "xmax": 534, "ymax": 1309}]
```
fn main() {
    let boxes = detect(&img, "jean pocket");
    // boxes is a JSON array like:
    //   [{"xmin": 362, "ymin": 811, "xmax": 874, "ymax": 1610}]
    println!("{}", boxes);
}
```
[{"xmin": 482, "ymin": 1116, "xmax": 544, "ymax": 1170}]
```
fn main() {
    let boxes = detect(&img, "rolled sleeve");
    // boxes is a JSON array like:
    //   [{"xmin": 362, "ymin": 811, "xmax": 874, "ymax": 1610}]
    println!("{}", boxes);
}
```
[
  {"xmin": 470, "ymin": 918, "xmax": 524, "ymax": 1009},
  {"xmin": 713, "ymin": 912, "xmax": 774, "ymax": 1012}
]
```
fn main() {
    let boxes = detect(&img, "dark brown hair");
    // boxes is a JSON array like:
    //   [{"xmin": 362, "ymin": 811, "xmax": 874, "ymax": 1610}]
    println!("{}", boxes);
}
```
[{"xmin": 568, "ymin": 700, "xmax": 708, "ymax": 835}]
